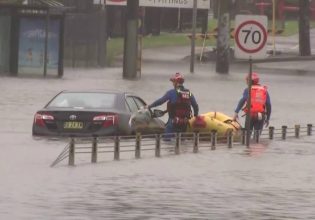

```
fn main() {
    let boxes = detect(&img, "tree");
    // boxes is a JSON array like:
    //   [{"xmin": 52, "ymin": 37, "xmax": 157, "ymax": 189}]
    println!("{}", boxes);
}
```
[
  {"xmin": 215, "ymin": 0, "xmax": 231, "ymax": 74},
  {"xmin": 123, "ymin": 0, "xmax": 139, "ymax": 79},
  {"xmin": 299, "ymin": 0, "xmax": 311, "ymax": 56}
]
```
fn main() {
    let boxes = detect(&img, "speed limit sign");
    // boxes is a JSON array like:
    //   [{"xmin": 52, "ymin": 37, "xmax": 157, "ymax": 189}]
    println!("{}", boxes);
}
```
[{"xmin": 234, "ymin": 15, "xmax": 268, "ymax": 59}]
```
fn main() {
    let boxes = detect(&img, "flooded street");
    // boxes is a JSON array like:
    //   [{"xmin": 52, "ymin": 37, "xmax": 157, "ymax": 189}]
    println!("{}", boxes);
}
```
[{"xmin": 1, "ymin": 57, "xmax": 315, "ymax": 219}]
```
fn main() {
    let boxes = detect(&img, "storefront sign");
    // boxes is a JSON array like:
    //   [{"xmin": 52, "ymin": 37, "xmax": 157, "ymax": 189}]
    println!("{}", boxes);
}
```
[{"xmin": 105, "ymin": 0, "xmax": 210, "ymax": 9}]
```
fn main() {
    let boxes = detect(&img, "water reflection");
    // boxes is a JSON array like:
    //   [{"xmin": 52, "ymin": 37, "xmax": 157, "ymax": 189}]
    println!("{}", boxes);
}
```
[
  {"xmin": 2, "ymin": 66, "xmax": 315, "ymax": 219},
  {"xmin": 244, "ymin": 143, "xmax": 267, "ymax": 157}
]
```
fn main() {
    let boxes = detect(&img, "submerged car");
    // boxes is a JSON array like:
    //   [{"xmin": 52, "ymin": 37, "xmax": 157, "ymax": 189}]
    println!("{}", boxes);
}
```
[{"xmin": 32, "ymin": 90, "xmax": 164, "ymax": 137}]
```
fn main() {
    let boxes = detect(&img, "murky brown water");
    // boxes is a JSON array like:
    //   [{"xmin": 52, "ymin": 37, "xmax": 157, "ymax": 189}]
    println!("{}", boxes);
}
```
[{"xmin": 1, "ymin": 60, "xmax": 315, "ymax": 219}]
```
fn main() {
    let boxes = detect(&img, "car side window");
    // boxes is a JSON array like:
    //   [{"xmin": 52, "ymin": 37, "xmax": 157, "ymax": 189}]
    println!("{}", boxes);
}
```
[
  {"xmin": 126, "ymin": 96, "xmax": 138, "ymax": 113},
  {"xmin": 133, "ymin": 97, "xmax": 146, "ymax": 109}
]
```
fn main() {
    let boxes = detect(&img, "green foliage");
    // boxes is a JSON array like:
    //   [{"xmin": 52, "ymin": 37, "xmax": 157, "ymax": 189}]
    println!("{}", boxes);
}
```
[{"xmin": 106, "ymin": 19, "xmax": 315, "ymax": 66}]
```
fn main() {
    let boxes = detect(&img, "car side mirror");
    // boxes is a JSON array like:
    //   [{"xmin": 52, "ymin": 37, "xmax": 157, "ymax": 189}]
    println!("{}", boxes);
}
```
[{"xmin": 152, "ymin": 109, "xmax": 166, "ymax": 118}]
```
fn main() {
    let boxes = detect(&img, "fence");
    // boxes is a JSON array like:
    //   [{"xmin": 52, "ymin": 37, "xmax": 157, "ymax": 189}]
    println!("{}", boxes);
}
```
[{"xmin": 51, "ymin": 124, "xmax": 313, "ymax": 167}]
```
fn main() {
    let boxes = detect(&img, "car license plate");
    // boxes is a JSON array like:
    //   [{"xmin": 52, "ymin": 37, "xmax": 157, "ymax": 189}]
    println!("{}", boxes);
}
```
[{"xmin": 64, "ymin": 121, "xmax": 84, "ymax": 129}]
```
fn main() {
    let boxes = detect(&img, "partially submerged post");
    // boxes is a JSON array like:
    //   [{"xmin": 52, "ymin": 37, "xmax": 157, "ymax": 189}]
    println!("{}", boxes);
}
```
[
  {"xmin": 269, "ymin": 126, "xmax": 274, "ymax": 140},
  {"xmin": 114, "ymin": 136, "xmax": 120, "ymax": 160},
  {"xmin": 68, "ymin": 138, "xmax": 75, "ymax": 166},
  {"xmin": 282, "ymin": 126, "xmax": 287, "ymax": 140},
  {"xmin": 227, "ymin": 130, "xmax": 233, "ymax": 148},
  {"xmin": 211, "ymin": 130, "xmax": 217, "ymax": 150},
  {"xmin": 135, "ymin": 133, "xmax": 141, "ymax": 159},
  {"xmin": 155, "ymin": 134, "xmax": 161, "ymax": 157},
  {"xmin": 307, "ymin": 124, "xmax": 313, "ymax": 136},
  {"xmin": 295, "ymin": 125, "xmax": 300, "ymax": 138},
  {"xmin": 91, "ymin": 137, "xmax": 98, "ymax": 163},
  {"xmin": 193, "ymin": 132, "xmax": 199, "ymax": 153}
]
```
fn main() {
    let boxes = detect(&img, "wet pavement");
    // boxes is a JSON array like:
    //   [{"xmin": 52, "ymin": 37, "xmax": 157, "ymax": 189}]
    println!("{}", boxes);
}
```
[{"xmin": 1, "ymin": 31, "xmax": 315, "ymax": 219}]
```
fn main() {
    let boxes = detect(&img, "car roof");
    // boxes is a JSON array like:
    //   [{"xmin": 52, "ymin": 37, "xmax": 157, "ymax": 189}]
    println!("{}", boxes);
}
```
[{"xmin": 60, "ymin": 89, "xmax": 135, "ymax": 96}]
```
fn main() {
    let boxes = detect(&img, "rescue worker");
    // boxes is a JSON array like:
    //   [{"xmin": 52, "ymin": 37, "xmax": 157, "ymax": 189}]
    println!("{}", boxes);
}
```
[
  {"xmin": 233, "ymin": 72, "xmax": 271, "ymax": 134},
  {"xmin": 148, "ymin": 72, "xmax": 199, "ymax": 134}
]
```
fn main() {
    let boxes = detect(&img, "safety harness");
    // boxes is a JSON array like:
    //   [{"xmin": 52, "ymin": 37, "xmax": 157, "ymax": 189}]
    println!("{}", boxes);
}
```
[{"xmin": 167, "ymin": 88, "xmax": 192, "ymax": 129}]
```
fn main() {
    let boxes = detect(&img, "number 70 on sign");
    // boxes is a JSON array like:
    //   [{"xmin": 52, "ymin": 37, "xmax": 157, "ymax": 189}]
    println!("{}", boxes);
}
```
[{"xmin": 234, "ymin": 15, "xmax": 268, "ymax": 60}]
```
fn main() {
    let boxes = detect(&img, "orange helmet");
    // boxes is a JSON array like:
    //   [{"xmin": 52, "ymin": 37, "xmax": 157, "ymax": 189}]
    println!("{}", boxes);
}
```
[
  {"xmin": 246, "ymin": 72, "xmax": 259, "ymax": 84},
  {"xmin": 170, "ymin": 72, "xmax": 184, "ymax": 84}
]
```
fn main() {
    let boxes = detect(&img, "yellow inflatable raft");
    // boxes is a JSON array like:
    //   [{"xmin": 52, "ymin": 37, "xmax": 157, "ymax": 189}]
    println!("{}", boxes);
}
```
[{"xmin": 187, "ymin": 112, "xmax": 242, "ymax": 140}]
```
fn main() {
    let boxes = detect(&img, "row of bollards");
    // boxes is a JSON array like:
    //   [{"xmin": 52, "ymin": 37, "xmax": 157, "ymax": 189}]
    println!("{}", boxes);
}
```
[{"xmin": 64, "ymin": 124, "xmax": 313, "ymax": 166}]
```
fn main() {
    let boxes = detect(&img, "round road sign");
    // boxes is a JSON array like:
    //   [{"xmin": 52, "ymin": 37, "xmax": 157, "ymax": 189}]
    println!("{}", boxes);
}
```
[{"xmin": 235, "ymin": 19, "xmax": 268, "ymax": 54}]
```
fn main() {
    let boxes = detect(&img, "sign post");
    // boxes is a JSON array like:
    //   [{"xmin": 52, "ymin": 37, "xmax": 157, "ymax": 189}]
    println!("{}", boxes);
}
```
[{"xmin": 234, "ymin": 15, "xmax": 268, "ymax": 147}]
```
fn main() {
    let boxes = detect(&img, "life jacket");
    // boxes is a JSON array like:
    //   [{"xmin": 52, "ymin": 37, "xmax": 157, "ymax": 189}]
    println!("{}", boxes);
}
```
[
  {"xmin": 243, "ymin": 85, "xmax": 267, "ymax": 116},
  {"xmin": 167, "ymin": 88, "xmax": 192, "ymax": 127}
]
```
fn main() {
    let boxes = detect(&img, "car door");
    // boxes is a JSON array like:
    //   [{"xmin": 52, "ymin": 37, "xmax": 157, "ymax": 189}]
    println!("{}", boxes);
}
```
[
  {"xmin": 132, "ymin": 96, "xmax": 165, "ymax": 134},
  {"xmin": 124, "ymin": 96, "xmax": 141, "ymax": 134}
]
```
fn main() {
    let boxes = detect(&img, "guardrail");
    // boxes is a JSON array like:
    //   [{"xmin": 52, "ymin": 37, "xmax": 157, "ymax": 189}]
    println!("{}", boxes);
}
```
[{"xmin": 51, "ymin": 124, "xmax": 313, "ymax": 167}]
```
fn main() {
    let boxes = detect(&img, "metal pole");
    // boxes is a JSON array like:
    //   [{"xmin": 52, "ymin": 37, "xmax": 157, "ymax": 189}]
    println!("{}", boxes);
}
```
[
  {"xmin": 135, "ymin": 133, "xmax": 141, "ymax": 159},
  {"xmin": 269, "ymin": 126, "xmax": 274, "ymax": 140},
  {"xmin": 190, "ymin": 0, "xmax": 197, "ymax": 73},
  {"xmin": 177, "ymin": 8, "xmax": 181, "ymax": 31},
  {"xmin": 44, "ymin": 9, "xmax": 50, "ymax": 77},
  {"xmin": 245, "ymin": 59, "xmax": 253, "ymax": 148},
  {"xmin": 307, "ymin": 124, "xmax": 313, "ymax": 136},
  {"xmin": 227, "ymin": 130, "xmax": 233, "ymax": 148},
  {"xmin": 295, "ymin": 125, "xmax": 300, "ymax": 138},
  {"xmin": 193, "ymin": 132, "xmax": 199, "ymax": 153},
  {"xmin": 272, "ymin": 0, "xmax": 276, "ymax": 55},
  {"xmin": 114, "ymin": 136, "xmax": 120, "ymax": 160},
  {"xmin": 211, "ymin": 130, "xmax": 217, "ymax": 150},
  {"xmin": 68, "ymin": 138, "xmax": 75, "ymax": 166},
  {"xmin": 91, "ymin": 137, "xmax": 98, "ymax": 163},
  {"xmin": 282, "ymin": 125, "xmax": 287, "ymax": 140},
  {"xmin": 155, "ymin": 134, "xmax": 161, "ymax": 157}
]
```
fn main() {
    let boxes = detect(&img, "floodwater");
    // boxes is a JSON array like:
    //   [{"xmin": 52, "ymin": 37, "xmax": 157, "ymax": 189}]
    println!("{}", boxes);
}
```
[{"xmin": 1, "ymin": 59, "xmax": 315, "ymax": 219}]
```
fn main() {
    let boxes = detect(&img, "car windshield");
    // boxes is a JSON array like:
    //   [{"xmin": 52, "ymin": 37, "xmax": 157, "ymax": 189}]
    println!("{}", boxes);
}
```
[{"xmin": 47, "ymin": 92, "xmax": 117, "ymax": 109}]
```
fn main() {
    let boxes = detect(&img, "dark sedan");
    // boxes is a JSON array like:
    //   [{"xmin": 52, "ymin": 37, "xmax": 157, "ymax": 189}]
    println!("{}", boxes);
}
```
[{"xmin": 32, "ymin": 90, "xmax": 164, "ymax": 137}]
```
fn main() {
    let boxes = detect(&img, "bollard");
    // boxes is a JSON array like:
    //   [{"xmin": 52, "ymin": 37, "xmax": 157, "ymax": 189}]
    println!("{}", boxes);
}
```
[
  {"xmin": 241, "ymin": 128, "xmax": 246, "ymax": 145},
  {"xmin": 193, "ymin": 132, "xmax": 199, "ymax": 153},
  {"xmin": 155, "ymin": 134, "xmax": 161, "ymax": 157},
  {"xmin": 254, "ymin": 130, "xmax": 260, "ymax": 143},
  {"xmin": 91, "ymin": 137, "xmax": 98, "ymax": 163},
  {"xmin": 175, "ymin": 133, "xmax": 180, "ymax": 155},
  {"xmin": 68, "ymin": 137, "xmax": 75, "ymax": 166},
  {"xmin": 135, "ymin": 133, "xmax": 141, "ymax": 159},
  {"xmin": 114, "ymin": 136, "xmax": 120, "ymax": 160},
  {"xmin": 227, "ymin": 130, "xmax": 233, "ymax": 148},
  {"xmin": 211, "ymin": 130, "xmax": 217, "ymax": 150},
  {"xmin": 295, "ymin": 125, "xmax": 300, "ymax": 138},
  {"xmin": 282, "ymin": 126, "xmax": 287, "ymax": 140},
  {"xmin": 307, "ymin": 124, "xmax": 312, "ymax": 136},
  {"xmin": 269, "ymin": 126, "xmax": 274, "ymax": 140}
]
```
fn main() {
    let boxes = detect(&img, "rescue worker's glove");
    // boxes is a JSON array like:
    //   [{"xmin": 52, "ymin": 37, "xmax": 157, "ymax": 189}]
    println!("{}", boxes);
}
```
[{"xmin": 232, "ymin": 113, "xmax": 239, "ymax": 121}]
